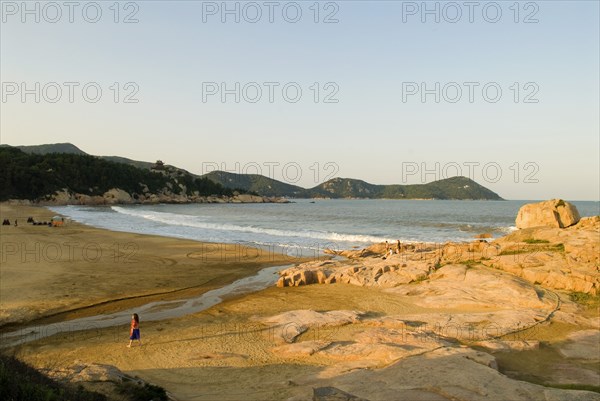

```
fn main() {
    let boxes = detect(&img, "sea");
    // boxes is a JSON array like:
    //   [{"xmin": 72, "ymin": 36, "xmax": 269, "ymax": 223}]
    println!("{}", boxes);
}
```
[{"xmin": 51, "ymin": 200, "xmax": 599, "ymax": 256}]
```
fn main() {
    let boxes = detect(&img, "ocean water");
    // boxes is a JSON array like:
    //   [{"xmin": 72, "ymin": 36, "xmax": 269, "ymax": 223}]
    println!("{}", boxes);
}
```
[{"xmin": 51, "ymin": 200, "xmax": 599, "ymax": 254}]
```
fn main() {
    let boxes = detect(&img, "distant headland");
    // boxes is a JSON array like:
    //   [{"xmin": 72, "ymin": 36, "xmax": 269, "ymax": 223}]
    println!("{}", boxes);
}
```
[{"xmin": 0, "ymin": 143, "xmax": 503, "ymax": 204}]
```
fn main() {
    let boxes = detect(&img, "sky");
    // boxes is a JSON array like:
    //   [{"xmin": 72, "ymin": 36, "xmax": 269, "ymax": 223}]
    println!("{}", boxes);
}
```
[{"xmin": 1, "ymin": 0, "xmax": 599, "ymax": 200}]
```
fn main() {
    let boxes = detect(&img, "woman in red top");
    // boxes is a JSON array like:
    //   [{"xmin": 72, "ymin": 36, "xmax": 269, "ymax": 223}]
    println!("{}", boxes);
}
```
[{"xmin": 127, "ymin": 313, "xmax": 141, "ymax": 347}]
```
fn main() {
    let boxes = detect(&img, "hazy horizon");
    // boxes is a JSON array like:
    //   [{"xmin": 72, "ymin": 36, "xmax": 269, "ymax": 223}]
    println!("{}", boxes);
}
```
[{"xmin": 2, "ymin": 1, "xmax": 599, "ymax": 201}]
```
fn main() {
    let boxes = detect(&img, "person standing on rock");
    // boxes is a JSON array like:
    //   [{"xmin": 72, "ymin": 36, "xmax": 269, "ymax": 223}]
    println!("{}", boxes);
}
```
[
  {"xmin": 127, "ymin": 313, "xmax": 141, "ymax": 347},
  {"xmin": 383, "ymin": 241, "xmax": 390, "ymax": 259}
]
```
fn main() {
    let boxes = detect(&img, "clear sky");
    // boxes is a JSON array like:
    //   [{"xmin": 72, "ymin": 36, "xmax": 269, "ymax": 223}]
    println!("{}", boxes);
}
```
[{"xmin": 1, "ymin": 0, "xmax": 599, "ymax": 200}]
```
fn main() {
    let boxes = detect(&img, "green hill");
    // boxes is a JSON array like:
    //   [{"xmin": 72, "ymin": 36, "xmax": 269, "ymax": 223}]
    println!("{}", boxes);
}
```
[
  {"xmin": 306, "ymin": 176, "xmax": 503, "ymax": 200},
  {"xmin": 101, "ymin": 155, "xmax": 155, "ymax": 170},
  {"xmin": 203, "ymin": 171, "xmax": 306, "ymax": 197},
  {"xmin": 2, "ymin": 142, "xmax": 504, "ymax": 200},
  {"xmin": 0, "ymin": 147, "xmax": 233, "ymax": 201},
  {"xmin": 13, "ymin": 143, "xmax": 157, "ymax": 170},
  {"xmin": 15, "ymin": 142, "xmax": 87, "ymax": 155},
  {"xmin": 204, "ymin": 173, "xmax": 502, "ymax": 200}
]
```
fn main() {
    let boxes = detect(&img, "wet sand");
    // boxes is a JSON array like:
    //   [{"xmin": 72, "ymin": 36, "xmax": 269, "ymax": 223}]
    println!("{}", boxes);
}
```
[{"xmin": 0, "ymin": 204, "xmax": 308, "ymax": 326}]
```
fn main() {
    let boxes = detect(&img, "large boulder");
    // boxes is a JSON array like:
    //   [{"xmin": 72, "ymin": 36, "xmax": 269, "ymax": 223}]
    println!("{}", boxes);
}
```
[
  {"xmin": 103, "ymin": 188, "xmax": 133, "ymax": 204},
  {"xmin": 516, "ymin": 199, "xmax": 580, "ymax": 229}
]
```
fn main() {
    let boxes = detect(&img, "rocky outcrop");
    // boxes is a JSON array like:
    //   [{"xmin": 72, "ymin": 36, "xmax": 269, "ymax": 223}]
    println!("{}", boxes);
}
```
[
  {"xmin": 279, "ymin": 212, "xmax": 599, "ymax": 294},
  {"xmin": 41, "ymin": 188, "xmax": 289, "ymax": 206},
  {"xmin": 49, "ymin": 361, "xmax": 127, "ymax": 383},
  {"xmin": 516, "ymin": 199, "xmax": 581, "ymax": 229},
  {"xmin": 292, "ymin": 346, "xmax": 600, "ymax": 401},
  {"xmin": 490, "ymin": 217, "xmax": 600, "ymax": 294},
  {"xmin": 102, "ymin": 188, "xmax": 133, "ymax": 204},
  {"xmin": 258, "ymin": 310, "xmax": 365, "ymax": 344},
  {"xmin": 231, "ymin": 194, "xmax": 264, "ymax": 203}
]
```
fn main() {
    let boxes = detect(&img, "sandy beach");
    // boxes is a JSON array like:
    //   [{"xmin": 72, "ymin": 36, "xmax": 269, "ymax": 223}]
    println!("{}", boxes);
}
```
[
  {"xmin": 1, "ymin": 203, "xmax": 599, "ymax": 401},
  {"xmin": 0, "ymin": 204, "xmax": 307, "ymax": 326}
]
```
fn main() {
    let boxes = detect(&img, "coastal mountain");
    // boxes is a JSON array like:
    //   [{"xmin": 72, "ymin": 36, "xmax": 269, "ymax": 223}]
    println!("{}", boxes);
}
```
[
  {"xmin": 306, "ymin": 176, "xmax": 502, "ymax": 200},
  {"xmin": 15, "ymin": 142, "xmax": 87, "ymax": 155},
  {"xmin": 203, "ymin": 171, "xmax": 306, "ymax": 198},
  {"xmin": 0, "ymin": 147, "xmax": 236, "ymax": 202},
  {"xmin": 203, "ymin": 170, "xmax": 502, "ymax": 200},
  {"xmin": 14, "ymin": 143, "xmax": 156, "ymax": 170},
  {"xmin": 2, "ymin": 143, "xmax": 504, "ymax": 200}
]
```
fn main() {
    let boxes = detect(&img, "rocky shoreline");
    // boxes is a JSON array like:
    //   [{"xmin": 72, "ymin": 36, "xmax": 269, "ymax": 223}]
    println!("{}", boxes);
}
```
[
  {"xmin": 4, "ymin": 199, "xmax": 599, "ymax": 400},
  {"xmin": 277, "ymin": 200, "xmax": 600, "ymax": 295},
  {"xmin": 6, "ymin": 188, "xmax": 289, "ymax": 206}
]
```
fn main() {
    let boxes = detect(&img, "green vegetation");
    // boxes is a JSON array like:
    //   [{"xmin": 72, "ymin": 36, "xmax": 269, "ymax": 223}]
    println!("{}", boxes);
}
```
[
  {"xmin": 304, "ymin": 176, "xmax": 503, "ymax": 200},
  {"xmin": 207, "ymin": 174, "xmax": 504, "ymax": 200},
  {"xmin": 569, "ymin": 291, "xmax": 600, "ymax": 307},
  {"xmin": 460, "ymin": 259, "xmax": 479, "ymax": 268},
  {"xmin": 0, "ymin": 147, "xmax": 234, "ymax": 201},
  {"xmin": 523, "ymin": 238, "xmax": 550, "ymax": 244},
  {"xmin": 7, "ymin": 143, "xmax": 504, "ymax": 200},
  {"xmin": 499, "ymin": 243, "xmax": 565, "ymax": 256},
  {"xmin": 203, "ymin": 171, "xmax": 305, "ymax": 197},
  {"xmin": 0, "ymin": 354, "xmax": 106, "ymax": 401},
  {"xmin": 15, "ymin": 142, "xmax": 87, "ymax": 155},
  {"xmin": 499, "ymin": 249, "xmax": 530, "ymax": 256}
]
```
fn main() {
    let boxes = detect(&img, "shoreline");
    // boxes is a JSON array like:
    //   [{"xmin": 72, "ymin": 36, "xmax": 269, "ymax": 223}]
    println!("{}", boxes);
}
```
[
  {"xmin": 0, "ymin": 204, "xmax": 311, "ymax": 328},
  {"xmin": 2, "ymin": 202, "xmax": 598, "ymax": 400}
]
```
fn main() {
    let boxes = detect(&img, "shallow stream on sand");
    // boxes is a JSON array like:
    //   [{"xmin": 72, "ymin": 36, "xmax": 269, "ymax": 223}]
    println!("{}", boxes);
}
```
[{"xmin": 0, "ymin": 264, "xmax": 289, "ymax": 347}]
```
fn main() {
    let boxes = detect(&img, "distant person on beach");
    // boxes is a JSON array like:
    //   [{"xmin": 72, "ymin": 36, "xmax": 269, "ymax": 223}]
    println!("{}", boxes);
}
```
[
  {"xmin": 383, "ymin": 241, "xmax": 390, "ymax": 259},
  {"xmin": 128, "ymin": 313, "xmax": 141, "ymax": 347},
  {"xmin": 396, "ymin": 240, "xmax": 402, "ymax": 254}
]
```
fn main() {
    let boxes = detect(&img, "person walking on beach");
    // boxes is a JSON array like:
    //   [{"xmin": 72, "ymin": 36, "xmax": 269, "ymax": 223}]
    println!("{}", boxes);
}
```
[
  {"xmin": 127, "ymin": 313, "xmax": 141, "ymax": 347},
  {"xmin": 396, "ymin": 240, "xmax": 402, "ymax": 254}
]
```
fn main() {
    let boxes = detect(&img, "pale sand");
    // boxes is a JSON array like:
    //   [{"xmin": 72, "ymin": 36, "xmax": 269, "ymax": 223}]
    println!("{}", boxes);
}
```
[{"xmin": 0, "ymin": 204, "xmax": 307, "ymax": 326}]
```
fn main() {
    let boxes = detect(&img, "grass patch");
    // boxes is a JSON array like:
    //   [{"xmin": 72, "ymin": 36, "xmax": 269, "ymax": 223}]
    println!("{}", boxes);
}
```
[
  {"xmin": 499, "ymin": 243, "xmax": 565, "ymax": 256},
  {"xmin": 523, "ymin": 238, "xmax": 550, "ymax": 244},
  {"xmin": 0, "ymin": 354, "xmax": 106, "ymax": 401},
  {"xmin": 460, "ymin": 259, "xmax": 478, "ymax": 267},
  {"xmin": 569, "ymin": 292, "xmax": 600, "ymax": 307},
  {"xmin": 499, "ymin": 249, "xmax": 530, "ymax": 256}
]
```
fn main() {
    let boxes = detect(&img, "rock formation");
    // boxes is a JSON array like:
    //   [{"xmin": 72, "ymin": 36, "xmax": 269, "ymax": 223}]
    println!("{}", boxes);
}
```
[
  {"xmin": 277, "ymin": 213, "xmax": 599, "ymax": 294},
  {"xmin": 516, "ymin": 199, "xmax": 581, "ymax": 229},
  {"xmin": 39, "ymin": 188, "xmax": 289, "ymax": 206}
]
